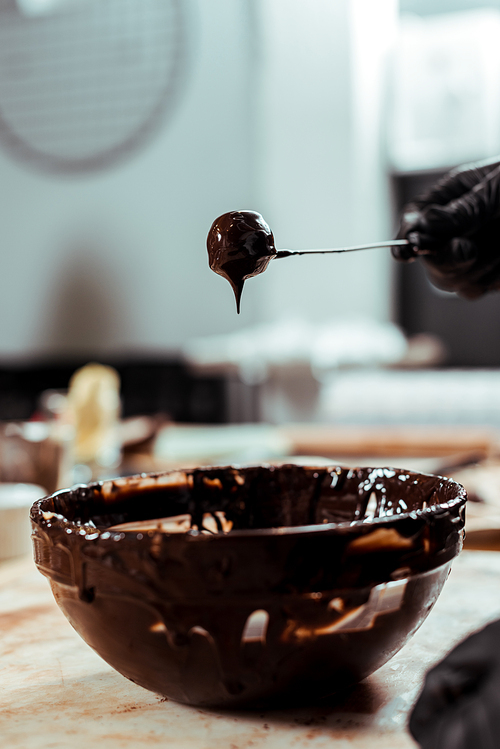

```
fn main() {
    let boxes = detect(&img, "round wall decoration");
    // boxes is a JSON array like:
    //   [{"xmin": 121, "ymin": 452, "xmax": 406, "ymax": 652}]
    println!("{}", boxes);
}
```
[{"xmin": 0, "ymin": 0, "xmax": 189, "ymax": 174}]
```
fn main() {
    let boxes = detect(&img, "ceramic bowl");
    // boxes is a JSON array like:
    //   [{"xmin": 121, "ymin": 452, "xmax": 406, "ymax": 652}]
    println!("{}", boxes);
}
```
[{"xmin": 31, "ymin": 464, "xmax": 466, "ymax": 708}]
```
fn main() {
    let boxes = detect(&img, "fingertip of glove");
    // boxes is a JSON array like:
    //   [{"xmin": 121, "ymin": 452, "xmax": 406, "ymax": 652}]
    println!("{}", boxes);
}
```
[
  {"xmin": 391, "ymin": 244, "xmax": 417, "ymax": 262},
  {"xmin": 450, "ymin": 237, "xmax": 477, "ymax": 265},
  {"xmin": 392, "ymin": 231, "xmax": 420, "ymax": 261}
]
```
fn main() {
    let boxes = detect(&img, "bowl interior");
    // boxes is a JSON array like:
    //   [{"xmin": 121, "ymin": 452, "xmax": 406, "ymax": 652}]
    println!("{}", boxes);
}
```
[{"xmin": 43, "ymin": 463, "xmax": 463, "ymax": 535}]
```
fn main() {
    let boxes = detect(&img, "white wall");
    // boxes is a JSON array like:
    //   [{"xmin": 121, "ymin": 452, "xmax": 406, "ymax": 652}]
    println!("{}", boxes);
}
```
[
  {"xmin": 255, "ymin": 0, "xmax": 397, "ymax": 326},
  {"xmin": 0, "ymin": 0, "xmax": 261, "ymax": 358},
  {"xmin": 0, "ymin": 0, "xmax": 396, "ymax": 359}
]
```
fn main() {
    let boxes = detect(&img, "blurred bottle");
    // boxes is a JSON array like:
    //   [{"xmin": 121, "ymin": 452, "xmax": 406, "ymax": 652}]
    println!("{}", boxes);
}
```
[{"xmin": 65, "ymin": 363, "xmax": 121, "ymax": 483}]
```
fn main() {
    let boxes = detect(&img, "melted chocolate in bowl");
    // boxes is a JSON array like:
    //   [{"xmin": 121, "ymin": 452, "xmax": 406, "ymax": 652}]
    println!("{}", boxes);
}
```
[
  {"xmin": 207, "ymin": 210, "xmax": 276, "ymax": 313},
  {"xmin": 31, "ymin": 465, "xmax": 466, "ymax": 708}
]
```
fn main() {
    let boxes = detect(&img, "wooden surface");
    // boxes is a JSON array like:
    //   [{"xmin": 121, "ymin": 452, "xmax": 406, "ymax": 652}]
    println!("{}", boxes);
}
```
[
  {"xmin": 1, "ymin": 551, "xmax": 500, "ymax": 749},
  {"xmin": 280, "ymin": 424, "xmax": 500, "ymax": 458}
]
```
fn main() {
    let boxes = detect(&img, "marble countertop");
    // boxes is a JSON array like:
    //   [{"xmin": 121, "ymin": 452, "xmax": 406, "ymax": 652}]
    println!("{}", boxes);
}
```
[{"xmin": 1, "ymin": 551, "xmax": 500, "ymax": 749}]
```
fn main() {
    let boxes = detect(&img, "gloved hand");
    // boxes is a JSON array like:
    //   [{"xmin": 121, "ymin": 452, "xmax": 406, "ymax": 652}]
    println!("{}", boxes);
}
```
[
  {"xmin": 392, "ymin": 158, "xmax": 500, "ymax": 298},
  {"xmin": 409, "ymin": 618, "xmax": 500, "ymax": 749}
]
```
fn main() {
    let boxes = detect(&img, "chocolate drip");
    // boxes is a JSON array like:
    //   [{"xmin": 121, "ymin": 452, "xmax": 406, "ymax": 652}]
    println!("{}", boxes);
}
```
[{"xmin": 207, "ymin": 210, "xmax": 276, "ymax": 313}]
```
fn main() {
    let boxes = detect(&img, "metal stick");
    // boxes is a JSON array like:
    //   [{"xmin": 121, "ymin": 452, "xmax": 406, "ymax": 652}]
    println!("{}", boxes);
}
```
[{"xmin": 274, "ymin": 238, "xmax": 410, "ymax": 259}]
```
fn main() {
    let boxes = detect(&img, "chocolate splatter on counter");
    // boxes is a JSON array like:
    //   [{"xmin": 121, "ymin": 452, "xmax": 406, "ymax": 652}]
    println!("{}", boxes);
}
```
[{"xmin": 31, "ymin": 464, "xmax": 466, "ymax": 708}]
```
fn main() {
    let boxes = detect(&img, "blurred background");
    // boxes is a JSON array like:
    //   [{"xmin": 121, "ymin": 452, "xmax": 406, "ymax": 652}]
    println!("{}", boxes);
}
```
[{"xmin": 3, "ymin": 0, "xmax": 500, "ymax": 555}]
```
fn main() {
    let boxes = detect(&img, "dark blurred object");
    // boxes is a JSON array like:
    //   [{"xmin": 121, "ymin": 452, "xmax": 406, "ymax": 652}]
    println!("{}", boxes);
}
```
[
  {"xmin": 0, "ymin": 357, "xmax": 226, "ymax": 423},
  {"xmin": 393, "ymin": 161, "xmax": 500, "ymax": 298},
  {"xmin": 392, "ymin": 169, "xmax": 500, "ymax": 366},
  {"xmin": 410, "ymin": 618, "xmax": 500, "ymax": 749}
]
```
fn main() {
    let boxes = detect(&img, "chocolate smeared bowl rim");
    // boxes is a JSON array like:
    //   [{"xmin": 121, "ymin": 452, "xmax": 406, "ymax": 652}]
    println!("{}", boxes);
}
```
[
  {"xmin": 30, "ymin": 464, "xmax": 466, "ymax": 538},
  {"xmin": 31, "ymin": 464, "xmax": 467, "ymax": 598}
]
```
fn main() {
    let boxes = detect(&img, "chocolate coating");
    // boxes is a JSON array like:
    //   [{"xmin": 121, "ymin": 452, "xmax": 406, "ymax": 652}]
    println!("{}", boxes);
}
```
[
  {"xmin": 31, "ymin": 465, "xmax": 466, "ymax": 708},
  {"xmin": 207, "ymin": 210, "xmax": 276, "ymax": 313}
]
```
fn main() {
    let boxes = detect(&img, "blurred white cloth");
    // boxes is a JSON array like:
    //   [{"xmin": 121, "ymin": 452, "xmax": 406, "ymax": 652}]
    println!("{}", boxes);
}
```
[
  {"xmin": 319, "ymin": 369, "xmax": 500, "ymax": 427},
  {"xmin": 0, "ymin": 483, "xmax": 46, "ymax": 561},
  {"xmin": 183, "ymin": 318, "xmax": 407, "ymax": 385},
  {"xmin": 155, "ymin": 424, "xmax": 292, "ymax": 467}
]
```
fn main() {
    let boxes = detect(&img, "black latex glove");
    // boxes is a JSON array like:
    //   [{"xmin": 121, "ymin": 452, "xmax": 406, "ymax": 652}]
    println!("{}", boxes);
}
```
[
  {"xmin": 409, "ymin": 618, "xmax": 500, "ymax": 749},
  {"xmin": 392, "ymin": 158, "xmax": 500, "ymax": 298}
]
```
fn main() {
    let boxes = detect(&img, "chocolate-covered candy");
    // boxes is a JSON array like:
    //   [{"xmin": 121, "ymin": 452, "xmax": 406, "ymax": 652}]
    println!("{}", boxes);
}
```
[{"xmin": 207, "ymin": 210, "xmax": 276, "ymax": 313}]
